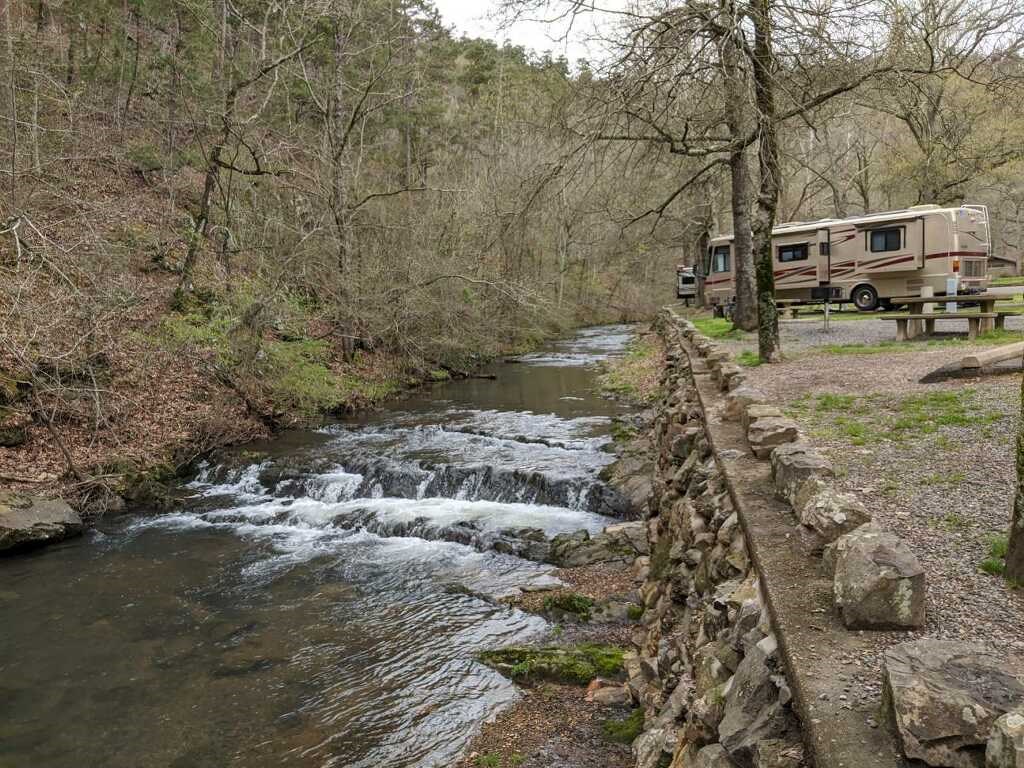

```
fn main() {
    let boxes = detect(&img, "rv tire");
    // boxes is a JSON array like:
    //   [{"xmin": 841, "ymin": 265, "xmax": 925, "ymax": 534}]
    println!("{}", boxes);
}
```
[{"xmin": 851, "ymin": 284, "xmax": 879, "ymax": 312}]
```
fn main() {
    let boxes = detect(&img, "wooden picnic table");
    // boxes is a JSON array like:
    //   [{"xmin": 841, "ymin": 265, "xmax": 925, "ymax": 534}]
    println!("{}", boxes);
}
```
[{"xmin": 888, "ymin": 293, "xmax": 1008, "ymax": 333}]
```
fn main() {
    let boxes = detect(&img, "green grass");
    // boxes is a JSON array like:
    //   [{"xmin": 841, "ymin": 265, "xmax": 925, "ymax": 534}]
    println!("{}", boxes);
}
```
[
  {"xmin": 692, "ymin": 317, "xmax": 750, "ymax": 340},
  {"xmin": 991, "ymin": 275, "xmax": 1024, "ymax": 286},
  {"xmin": 792, "ymin": 388, "xmax": 1003, "ymax": 448},
  {"xmin": 475, "ymin": 753, "xmax": 523, "ymax": 768},
  {"xmin": 818, "ymin": 329, "xmax": 1024, "ymax": 357},
  {"xmin": 980, "ymin": 535, "xmax": 1009, "ymax": 575},
  {"xmin": 603, "ymin": 708, "xmax": 644, "ymax": 744},
  {"xmin": 736, "ymin": 350, "xmax": 762, "ymax": 367}
]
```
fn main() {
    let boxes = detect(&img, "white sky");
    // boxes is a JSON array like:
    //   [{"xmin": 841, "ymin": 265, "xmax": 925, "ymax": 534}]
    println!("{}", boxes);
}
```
[{"xmin": 432, "ymin": 0, "xmax": 618, "ymax": 64}]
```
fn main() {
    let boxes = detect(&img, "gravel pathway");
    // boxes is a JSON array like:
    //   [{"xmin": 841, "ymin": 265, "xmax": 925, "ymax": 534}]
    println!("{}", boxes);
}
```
[{"xmin": 737, "ymin": 322, "xmax": 1024, "ymax": 671}]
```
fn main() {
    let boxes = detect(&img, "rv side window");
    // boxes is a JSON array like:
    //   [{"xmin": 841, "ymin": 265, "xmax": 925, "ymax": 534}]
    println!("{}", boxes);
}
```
[
  {"xmin": 777, "ymin": 243, "xmax": 809, "ymax": 263},
  {"xmin": 868, "ymin": 228, "xmax": 902, "ymax": 252},
  {"xmin": 712, "ymin": 245, "xmax": 730, "ymax": 273}
]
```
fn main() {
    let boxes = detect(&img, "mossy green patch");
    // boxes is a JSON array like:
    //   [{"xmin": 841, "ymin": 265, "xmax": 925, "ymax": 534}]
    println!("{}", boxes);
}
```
[
  {"xmin": 980, "ymin": 534, "xmax": 1009, "ymax": 576},
  {"xmin": 542, "ymin": 593, "xmax": 595, "ymax": 621},
  {"xmin": 478, "ymin": 644, "xmax": 625, "ymax": 685},
  {"xmin": 158, "ymin": 287, "xmax": 402, "ymax": 418},
  {"xmin": 602, "ymin": 707, "xmax": 644, "ymax": 744},
  {"xmin": 692, "ymin": 317, "xmax": 750, "ymax": 340}
]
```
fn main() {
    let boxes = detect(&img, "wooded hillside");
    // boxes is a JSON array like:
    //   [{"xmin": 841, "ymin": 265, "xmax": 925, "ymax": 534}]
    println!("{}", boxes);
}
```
[{"xmin": 2, "ymin": 0, "xmax": 1023, "ymax": 500}]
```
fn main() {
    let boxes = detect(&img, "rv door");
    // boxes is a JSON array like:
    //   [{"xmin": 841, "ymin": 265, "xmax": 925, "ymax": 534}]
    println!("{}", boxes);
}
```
[{"xmin": 816, "ymin": 228, "xmax": 831, "ymax": 283}]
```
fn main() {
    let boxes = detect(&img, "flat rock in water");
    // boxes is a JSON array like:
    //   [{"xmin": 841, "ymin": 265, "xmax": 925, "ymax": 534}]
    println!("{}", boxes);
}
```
[
  {"xmin": 0, "ymin": 492, "xmax": 83, "ymax": 553},
  {"xmin": 883, "ymin": 640, "xmax": 1024, "ymax": 768}
]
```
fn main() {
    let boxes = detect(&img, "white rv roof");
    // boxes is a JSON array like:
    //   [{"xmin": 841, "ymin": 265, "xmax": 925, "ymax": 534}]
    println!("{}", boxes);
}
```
[{"xmin": 711, "ymin": 204, "xmax": 979, "ymax": 242}]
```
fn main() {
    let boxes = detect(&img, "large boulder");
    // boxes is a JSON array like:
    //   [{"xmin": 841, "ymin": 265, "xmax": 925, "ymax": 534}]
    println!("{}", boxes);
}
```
[
  {"xmin": 987, "ymin": 707, "xmax": 1024, "ymax": 768},
  {"xmin": 604, "ymin": 521, "xmax": 651, "ymax": 556},
  {"xmin": 832, "ymin": 525, "xmax": 925, "ymax": 629},
  {"xmin": 719, "ymin": 634, "xmax": 797, "ymax": 767},
  {"xmin": 769, "ymin": 442, "xmax": 834, "ymax": 508},
  {"xmin": 883, "ymin": 640, "xmax": 1024, "ymax": 768},
  {"xmin": 0, "ymin": 492, "xmax": 83, "ymax": 553}
]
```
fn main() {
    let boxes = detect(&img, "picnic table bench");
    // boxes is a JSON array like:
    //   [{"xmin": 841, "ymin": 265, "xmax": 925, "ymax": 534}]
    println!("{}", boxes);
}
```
[{"xmin": 886, "ymin": 312, "xmax": 997, "ymax": 341}]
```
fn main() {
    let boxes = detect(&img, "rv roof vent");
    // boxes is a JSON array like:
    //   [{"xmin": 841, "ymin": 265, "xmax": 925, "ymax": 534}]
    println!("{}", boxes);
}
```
[{"xmin": 908, "ymin": 204, "xmax": 940, "ymax": 210}]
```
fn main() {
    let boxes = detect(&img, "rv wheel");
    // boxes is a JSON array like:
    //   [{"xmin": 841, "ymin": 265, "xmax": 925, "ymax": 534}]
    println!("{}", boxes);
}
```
[{"xmin": 852, "ymin": 284, "xmax": 879, "ymax": 312}]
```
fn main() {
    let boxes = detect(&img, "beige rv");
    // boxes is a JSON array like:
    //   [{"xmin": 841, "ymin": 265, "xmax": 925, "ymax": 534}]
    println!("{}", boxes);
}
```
[{"xmin": 700, "ymin": 204, "xmax": 991, "ymax": 311}]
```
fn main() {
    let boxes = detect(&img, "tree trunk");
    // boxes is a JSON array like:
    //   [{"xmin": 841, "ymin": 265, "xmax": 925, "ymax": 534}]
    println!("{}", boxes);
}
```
[
  {"xmin": 721, "ymin": 3, "xmax": 757, "ymax": 331},
  {"xmin": 1006, "ymin": 365, "xmax": 1024, "ymax": 581},
  {"xmin": 329, "ymin": 18, "xmax": 352, "ymax": 275},
  {"xmin": 750, "ymin": 0, "xmax": 782, "ymax": 362}
]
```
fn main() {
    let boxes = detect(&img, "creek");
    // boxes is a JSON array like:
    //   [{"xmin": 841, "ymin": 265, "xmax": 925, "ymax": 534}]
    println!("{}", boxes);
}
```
[{"xmin": 0, "ymin": 325, "xmax": 636, "ymax": 768}]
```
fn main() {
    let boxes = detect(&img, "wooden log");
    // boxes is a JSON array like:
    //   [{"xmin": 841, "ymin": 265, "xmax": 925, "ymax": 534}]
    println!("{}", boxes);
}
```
[{"xmin": 961, "ymin": 341, "xmax": 1024, "ymax": 369}]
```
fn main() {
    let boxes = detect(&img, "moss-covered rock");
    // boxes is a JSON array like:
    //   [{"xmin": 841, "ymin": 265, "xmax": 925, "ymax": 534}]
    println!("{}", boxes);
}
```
[
  {"xmin": 542, "ymin": 592, "xmax": 595, "ymax": 622},
  {"xmin": 478, "ymin": 643, "xmax": 625, "ymax": 685}
]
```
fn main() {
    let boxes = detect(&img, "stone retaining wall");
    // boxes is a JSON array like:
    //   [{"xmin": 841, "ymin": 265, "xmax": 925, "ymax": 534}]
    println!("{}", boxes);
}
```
[
  {"xmin": 624, "ymin": 315, "xmax": 804, "ymax": 768},
  {"xmin": 625, "ymin": 309, "xmax": 1024, "ymax": 768}
]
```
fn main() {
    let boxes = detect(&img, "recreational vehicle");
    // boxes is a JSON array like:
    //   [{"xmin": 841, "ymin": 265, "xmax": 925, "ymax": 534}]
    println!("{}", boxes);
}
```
[
  {"xmin": 676, "ymin": 265, "xmax": 697, "ymax": 303},
  {"xmin": 700, "ymin": 204, "xmax": 991, "ymax": 312}
]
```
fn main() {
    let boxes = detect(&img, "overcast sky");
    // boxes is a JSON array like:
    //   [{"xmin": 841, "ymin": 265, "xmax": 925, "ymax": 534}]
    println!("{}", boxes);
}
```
[{"xmin": 432, "ymin": 1, "xmax": 618, "ymax": 63}]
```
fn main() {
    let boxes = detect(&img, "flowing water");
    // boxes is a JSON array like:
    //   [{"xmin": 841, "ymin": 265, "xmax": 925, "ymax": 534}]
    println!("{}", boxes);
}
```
[{"xmin": 0, "ymin": 325, "xmax": 636, "ymax": 768}]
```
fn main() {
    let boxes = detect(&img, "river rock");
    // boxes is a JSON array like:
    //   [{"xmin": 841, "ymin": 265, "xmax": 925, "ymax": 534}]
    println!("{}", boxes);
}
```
[
  {"xmin": 548, "ymin": 528, "xmax": 635, "ymax": 567},
  {"xmin": 832, "ymin": 524, "xmax": 925, "ymax": 629},
  {"xmin": 769, "ymin": 442, "xmax": 834, "ymax": 509},
  {"xmin": 604, "ymin": 521, "xmax": 650, "ymax": 555},
  {"xmin": 0, "ymin": 492, "xmax": 83, "ymax": 553},
  {"xmin": 883, "ymin": 640, "xmax": 1024, "ymax": 768},
  {"xmin": 987, "ymin": 707, "xmax": 1024, "ymax": 768},
  {"xmin": 586, "ymin": 677, "xmax": 632, "ymax": 706}
]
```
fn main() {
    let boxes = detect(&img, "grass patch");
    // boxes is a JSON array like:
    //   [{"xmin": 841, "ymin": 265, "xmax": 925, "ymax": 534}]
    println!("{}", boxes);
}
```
[
  {"xmin": 627, "ymin": 604, "xmax": 644, "ymax": 621},
  {"xmin": 478, "ymin": 644, "xmax": 625, "ymax": 685},
  {"xmin": 818, "ymin": 329, "xmax": 1024, "ymax": 357},
  {"xmin": 158, "ymin": 288, "xmax": 402, "ymax": 417},
  {"xmin": 603, "ymin": 708, "xmax": 644, "ymax": 744},
  {"xmin": 599, "ymin": 337, "xmax": 662, "ymax": 404},
  {"xmin": 475, "ymin": 753, "xmax": 523, "ymax": 768},
  {"xmin": 980, "ymin": 535, "xmax": 1009, "ymax": 575},
  {"xmin": 821, "ymin": 341, "xmax": 903, "ymax": 355},
  {"xmin": 991, "ymin": 275, "xmax": 1024, "ymax": 287},
  {"xmin": 792, "ymin": 389, "xmax": 1002, "ymax": 448},
  {"xmin": 692, "ymin": 317, "xmax": 750, "ymax": 340},
  {"xmin": 736, "ymin": 350, "xmax": 762, "ymax": 367}
]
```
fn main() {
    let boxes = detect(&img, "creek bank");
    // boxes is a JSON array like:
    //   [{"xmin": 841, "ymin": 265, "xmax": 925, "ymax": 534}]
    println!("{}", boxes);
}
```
[
  {"xmin": 0, "ymin": 492, "xmax": 83, "ymax": 553},
  {"xmin": 1, "ymin": 325, "xmax": 643, "ymax": 556}
]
